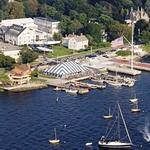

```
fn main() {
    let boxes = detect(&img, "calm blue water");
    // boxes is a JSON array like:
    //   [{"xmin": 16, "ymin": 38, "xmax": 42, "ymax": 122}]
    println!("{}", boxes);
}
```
[{"xmin": 0, "ymin": 72, "xmax": 150, "ymax": 150}]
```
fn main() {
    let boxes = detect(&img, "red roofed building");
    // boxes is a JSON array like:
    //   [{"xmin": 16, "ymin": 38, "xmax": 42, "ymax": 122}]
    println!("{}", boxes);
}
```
[{"xmin": 8, "ymin": 64, "xmax": 31, "ymax": 85}]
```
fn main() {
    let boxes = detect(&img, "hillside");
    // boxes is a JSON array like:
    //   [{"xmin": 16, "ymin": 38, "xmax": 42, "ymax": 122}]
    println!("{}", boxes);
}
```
[{"xmin": 0, "ymin": 0, "xmax": 150, "ymax": 47}]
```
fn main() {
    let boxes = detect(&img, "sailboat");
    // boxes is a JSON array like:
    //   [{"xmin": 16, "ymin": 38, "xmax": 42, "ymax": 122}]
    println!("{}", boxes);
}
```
[
  {"xmin": 49, "ymin": 128, "xmax": 60, "ymax": 144},
  {"xmin": 99, "ymin": 103, "xmax": 133, "ymax": 149},
  {"xmin": 131, "ymin": 101, "xmax": 140, "ymax": 112},
  {"xmin": 103, "ymin": 107, "xmax": 113, "ymax": 119},
  {"xmin": 129, "ymin": 94, "xmax": 138, "ymax": 103}
]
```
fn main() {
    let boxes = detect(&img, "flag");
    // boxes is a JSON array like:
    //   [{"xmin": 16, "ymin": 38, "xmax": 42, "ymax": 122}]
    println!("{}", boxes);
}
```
[{"xmin": 111, "ymin": 37, "xmax": 124, "ymax": 48}]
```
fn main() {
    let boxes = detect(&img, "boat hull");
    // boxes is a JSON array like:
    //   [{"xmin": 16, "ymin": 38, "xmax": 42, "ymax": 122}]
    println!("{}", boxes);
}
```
[
  {"xmin": 98, "ymin": 141, "xmax": 132, "ymax": 149},
  {"xmin": 49, "ymin": 139, "xmax": 60, "ymax": 144},
  {"xmin": 103, "ymin": 115, "xmax": 113, "ymax": 119}
]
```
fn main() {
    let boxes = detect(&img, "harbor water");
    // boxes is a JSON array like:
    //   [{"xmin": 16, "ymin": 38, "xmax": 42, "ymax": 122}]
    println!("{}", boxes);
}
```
[{"xmin": 0, "ymin": 72, "xmax": 150, "ymax": 150}]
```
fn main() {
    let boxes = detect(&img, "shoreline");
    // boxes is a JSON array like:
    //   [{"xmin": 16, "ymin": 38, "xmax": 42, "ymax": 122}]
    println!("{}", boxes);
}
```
[{"xmin": 2, "ymin": 82, "xmax": 48, "ymax": 92}]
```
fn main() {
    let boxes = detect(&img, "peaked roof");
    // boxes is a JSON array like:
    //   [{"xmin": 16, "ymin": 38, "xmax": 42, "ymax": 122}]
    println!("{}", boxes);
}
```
[
  {"xmin": 5, "ymin": 24, "xmax": 25, "ymax": 37},
  {"xmin": 45, "ymin": 61, "xmax": 88, "ymax": 76}
]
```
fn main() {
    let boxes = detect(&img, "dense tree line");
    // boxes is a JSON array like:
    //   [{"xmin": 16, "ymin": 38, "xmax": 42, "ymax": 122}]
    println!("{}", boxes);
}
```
[{"xmin": 0, "ymin": 0, "xmax": 150, "ymax": 45}]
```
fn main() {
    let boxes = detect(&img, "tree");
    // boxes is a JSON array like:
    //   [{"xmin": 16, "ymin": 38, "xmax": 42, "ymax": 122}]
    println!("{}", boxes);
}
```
[
  {"xmin": 7, "ymin": 1, "xmax": 25, "ymax": 19},
  {"xmin": 86, "ymin": 23, "xmax": 105, "ymax": 43},
  {"xmin": 0, "ymin": 54, "xmax": 15, "ymax": 68},
  {"xmin": 53, "ymin": 32, "xmax": 62, "ymax": 41},
  {"xmin": 20, "ymin": 49, "xmax": 38, "ymax": 64},
  {"xmin": 108, "ymin": 22, "xmax": 132, "ymax": 42},
  {"xmin": 145, "ymin": 0, "xmax": 150, "ymax": 15},
  {"xmin": 24, "ymin": 0, "xmax": 38, "ymax": 17}
]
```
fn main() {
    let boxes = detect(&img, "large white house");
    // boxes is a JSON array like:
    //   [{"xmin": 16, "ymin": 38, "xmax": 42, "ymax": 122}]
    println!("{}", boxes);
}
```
[
  {"xmin": 5, "ymin": 24, "xmax": 35, "ymax": 45},
  {"xmin": 62, "ymin": 34, "xmax": 89, "ymax": 50},
  {"xmin": 34, "ymin": 17, "xmax": 60, "ymax": 37}
]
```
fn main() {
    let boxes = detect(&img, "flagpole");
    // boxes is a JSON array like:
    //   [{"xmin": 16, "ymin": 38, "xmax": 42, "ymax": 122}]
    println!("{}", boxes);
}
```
[{"xmin": 131, "ymin": 21, "xmax": 134, "ymax": 71}]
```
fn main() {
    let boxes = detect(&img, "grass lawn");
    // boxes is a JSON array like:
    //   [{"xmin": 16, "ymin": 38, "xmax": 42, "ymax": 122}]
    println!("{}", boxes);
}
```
[
  {"xmin": 48, "ymin": 46, "xmax": 73, "ymax": 58},
  {"xmin": 143, "ymin": 43, "xmax": 150, "ymax": 53}
]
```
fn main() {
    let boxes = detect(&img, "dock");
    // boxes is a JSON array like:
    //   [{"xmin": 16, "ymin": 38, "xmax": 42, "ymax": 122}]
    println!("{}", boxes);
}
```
[
  {"xmin": 112, "ymin": 58, "xmax": 150, "ymax": 72},
  {"xmin": 107, "ymin": 66, "xmax": 141, "ymax": 76}
]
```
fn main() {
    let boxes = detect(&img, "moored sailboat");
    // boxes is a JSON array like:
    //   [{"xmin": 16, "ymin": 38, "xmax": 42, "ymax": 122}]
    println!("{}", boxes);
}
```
[
  {"xmin": 49, "ymin": 128, "xmax": 60, "ymax": 144},
  {"xmin": 103, "ymin": 107, "xmax": 113, "ymax": 119},
  {"xmin": 131, "ymin": 101, "xmax": 140, "ymax": 112},
  {"xmin": 99, "ymin": 103, "xmax": 133, "ymax": 149}
]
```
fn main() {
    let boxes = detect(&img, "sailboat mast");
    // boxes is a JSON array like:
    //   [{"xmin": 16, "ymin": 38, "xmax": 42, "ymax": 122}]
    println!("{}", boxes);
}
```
[
  {"xmin": 54, "ymin": 128, "xmax": 57, "ymax": 140},
  {"xmin": 118, "ymin": 106, "xmax": 120, "ymax": 140},
  {"xmin": 118, "ymin": 103, "xmax": 132, "ymax": 144}
]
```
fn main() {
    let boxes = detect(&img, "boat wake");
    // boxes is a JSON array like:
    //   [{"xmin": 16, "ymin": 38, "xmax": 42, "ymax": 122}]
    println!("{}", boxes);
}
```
[{"xmin": 139, "ymin": 118, "xmax": 150, "ymax": 142}]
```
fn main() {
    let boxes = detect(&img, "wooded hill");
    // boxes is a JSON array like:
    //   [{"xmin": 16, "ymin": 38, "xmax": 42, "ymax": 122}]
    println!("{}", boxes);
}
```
[{"xmin": 1, "ymin": 0, "xmax": 150, "ymax": 47}]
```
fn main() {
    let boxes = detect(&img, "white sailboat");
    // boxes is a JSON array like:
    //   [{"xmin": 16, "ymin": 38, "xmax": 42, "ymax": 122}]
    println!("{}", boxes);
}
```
[
  {"xmin": 131, "ymin": 101, "xmax": 140, "ymax": 112},
  {"xmin": 103, "ymin": 107, "xmax": 113, "ymax": 119},
  {"xmin": 49, "ymin": 128, "xmax": 60, "ymax": 144},
  {"xmin": 99, "ymin": 103, "xmax": 133, "ymax": 149}
]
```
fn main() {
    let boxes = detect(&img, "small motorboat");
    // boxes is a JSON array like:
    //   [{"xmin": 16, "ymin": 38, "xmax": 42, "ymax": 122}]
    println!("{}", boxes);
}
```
[
  {"xmin": 78, "ymin": 88, "xmax": 89, "ymax": 94},
  {"xmin": 85, "ymin": 142, "xmax": 93, "ymax": 146},
  {"xmin": 129, "ymin": 94, "xmax": 138, "ymax": 103},
  {"xmin": 49, "ymin": 128, "xmax": 60, "ymax": 144},
  {"xmin": 65, "ymin": 88, "xmax": 78, "ymax": 94},
  {"xmin": 103, "ymin": 107, "xmax": 113, "ymax": 119},
  {"xmin": 129, "ymin": 98, "xmax": 138, "ymax": 103}
]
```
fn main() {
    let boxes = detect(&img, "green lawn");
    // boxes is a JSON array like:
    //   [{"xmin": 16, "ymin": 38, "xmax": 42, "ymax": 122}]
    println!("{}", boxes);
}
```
[
  {"xmin": 48, "ymin": 46, "xmax": 73, "ymax": 58},
  {"xmin": 143, "ymin": 43, "xmax": 150, "ymax": 53}
]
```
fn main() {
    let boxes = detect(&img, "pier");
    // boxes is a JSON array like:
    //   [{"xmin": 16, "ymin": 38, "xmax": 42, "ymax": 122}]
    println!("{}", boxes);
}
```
[
  {"xmin": 107, "ymin": 66, "xmax": 141, "ymax": 76},
  {"xmin": 113, "ymin": 58, "xmax": 150, "ymax": 72}
]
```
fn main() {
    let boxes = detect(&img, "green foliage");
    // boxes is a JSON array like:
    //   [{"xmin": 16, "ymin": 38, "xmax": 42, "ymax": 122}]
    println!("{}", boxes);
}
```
[
  {"xmin": 86, "ymin": 23, "xmax": 105, "ymax": 43},
  {"xmin": 143, "ymin": 43, "xmax": 150, "ymax": 52},
  {"xmin": 108, "ymin": 22, "xmax": 132, "ymax": 42},
  {"xmin": 0, "ymin": 54, "xmax": 15, "ymax": 68},
  {"xmin": 31, "ymin": 69, "xmax": 39, "ymax": 77},
  {"xmin": 116, "ymin": 50, "xmax": 131, "ymax": 56},
  {"xmin": 1, "ymin": 0, "xmax": 150, "ymax": 47},
  {"xmin": 6, "ymin": 1, "xmax": 25, "ymax": 19},
  {"xmin": 20, "ymin": 48, "xmax": 38, "ymax": 63},
  {"xmin": 53, "ymin": 32, "xmax": 62, "ymax": 41}
]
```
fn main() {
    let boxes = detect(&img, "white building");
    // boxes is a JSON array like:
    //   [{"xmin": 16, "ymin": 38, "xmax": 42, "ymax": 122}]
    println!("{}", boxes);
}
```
[
  {"xmin": 34, "ymin": 17, "xmax": 60, "ymax": 37},
  {"xmin": 1, "ymin": 17, "xmax": 60, "ymax": 45},
  {"xmin": 5, "ymin": 24, "xmax": 35, "ymax": 45},
  {"xmin": 4, "ymin": 23, "xmax": 49, "ymax": 46},
  {"xmin": 62, "ymin": 34, "xmax": 89, "ymax": 50},
  {"xmin": 0, "ymin": 18, "xmax": 36, "ymax": 28},
  {"xmin": 0, "ymin": 41, "xmax": 20, "ymax": 61}
]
